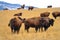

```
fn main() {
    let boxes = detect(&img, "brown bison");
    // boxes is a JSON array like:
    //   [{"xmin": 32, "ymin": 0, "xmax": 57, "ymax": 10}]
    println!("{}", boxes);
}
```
[
  {"xmin": 24, "ymin": 17, "xmax": 40, "ymax": 32},
  {"xmin": 8, "ymin": 17, "xmax": 24, "ymax": 34},
  {"xmin": 14, "ymin": 13, "xmax": 22, "ymax": 16},
  {"xmin": 24, "ymin": 17, "xmax": 54, "ymax": 32},
  {"xmin": 52, "ymin": 12, "xmax": 60, "ymax": 19},
  {"xmin": 17, "ymin": 8, "xmax": 21, "ymax": 10},
  {"xmin": 40, "ymin": 12, "xmax": 50, "ymax": 17},
  {"xmin": 21, "ymin": 4, "xmax": 25, "ymax": 9},
  {"xmin": 39, "ymin": 17, "xmax": 54, "ymax": 31},
  {"xmin": 3, "ymin": 8, "xmax": 8, "ymax": 10},
  {"xmin": 28, "ymin": 6, "xmax": 34, "ymax": 10},
  {"xmin": 47, "ymin": 5, "xmax": 52, "ymax": 8}
]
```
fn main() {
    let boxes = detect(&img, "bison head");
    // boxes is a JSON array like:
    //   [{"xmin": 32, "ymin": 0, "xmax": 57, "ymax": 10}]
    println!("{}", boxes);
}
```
[{"xmin": 49, "ymin": 19, "xmax": 54, "ymax": 26}]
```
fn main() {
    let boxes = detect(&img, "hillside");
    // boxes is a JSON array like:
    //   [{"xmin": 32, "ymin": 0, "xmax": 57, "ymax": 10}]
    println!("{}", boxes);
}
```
[{"xmin": 0, "ymin": 8, "xmax": 60, "ymax": 40}]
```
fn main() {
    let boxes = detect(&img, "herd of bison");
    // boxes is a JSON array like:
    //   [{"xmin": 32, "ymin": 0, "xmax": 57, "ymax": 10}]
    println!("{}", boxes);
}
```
[{"xmin": 8, "ymin": 11, "xmax": 60, "ymax": 34}]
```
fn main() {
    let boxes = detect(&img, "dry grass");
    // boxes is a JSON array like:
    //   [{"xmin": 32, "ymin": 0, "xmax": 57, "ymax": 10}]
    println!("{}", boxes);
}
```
[{"xmin": 0, "ymin": 8, "xmax": 60, "ymax": 40}]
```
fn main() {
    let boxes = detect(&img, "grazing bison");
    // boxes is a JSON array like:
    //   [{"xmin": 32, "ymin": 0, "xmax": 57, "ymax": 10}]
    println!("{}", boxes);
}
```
[
  {"xmin": 14, "ymin": 13, "xmax": 22, "ymax": 16},
  {"xmin": 24, "ymin": 17, "xmax": 54, "ymax": 32},
  {"xmin": 8, "ymin": 17, "xmax": 24, "ymax": 34},
  {"xmin": 40, "ymin": 12, "xmax": 50, "ymax": 17},
  {"xmin": 28, "ymin": 6, "xmax": 34, "ymax": 10},
  {"xmin": 52, "ymin": 12, "xmax": 60, "ymax": 19},
  {"xmin": 21, "ymin": 4, "xmax": 25, "ymax": 9}
]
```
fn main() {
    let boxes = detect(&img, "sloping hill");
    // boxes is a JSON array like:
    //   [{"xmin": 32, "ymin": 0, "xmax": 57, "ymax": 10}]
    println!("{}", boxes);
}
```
[{"xmin": 0, "ymin": 8, "xmax": 60, "ymax": 40}]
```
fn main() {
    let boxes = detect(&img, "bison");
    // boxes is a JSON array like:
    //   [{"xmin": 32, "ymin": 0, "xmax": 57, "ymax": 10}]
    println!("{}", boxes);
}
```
[
  {"xmin": 17, "ymin": 8, "xmax": 21, "ymax": 10},
  {"xmin": 28, "ymin": 6, "xmax": 34, "ymax": 10},
  {"xmin": 3, "ymin": 8, "xmax": 8, "ymax": 10},
  {"xmin": 8, "ymin": 17, "xmax": 24, "ymax": 34},
  {"xmin": 52, "ymin": 12, "xmax": 60, "ymax": 19},
  {"xmin": 14, "ymin": 13, "xmax": 22, "ymax": 16},
  {"xmin": 24, "ymin": 17, "xmax": 54, "ymax": 32},
  {"xmin": 40, "ymin": 12, "xmax": 50, "ymax": 17},
  {"xmin": 24, "ymin": 17, "xmax": 40, "ymax": 32},
  {"xmin": 21, "ymin": 4, "xmax": 25, "ymax": 9},
  {"xmin": 39, "ymin": 17, "xmax": 54, "ymax": 31},
  {"xmin": 47, "ymin": 5, "xmax": 52, "ymax": 8}
]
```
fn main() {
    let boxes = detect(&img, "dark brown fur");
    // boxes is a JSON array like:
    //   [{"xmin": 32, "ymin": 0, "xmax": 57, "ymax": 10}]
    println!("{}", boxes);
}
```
[
  {"xmin": 24, "ymin": 17, "xmax": 40, "ymax": 32},
  {"xmin": 40, "ymin": 12, "xmax": 50, "ymax": 17},
  {"xmin": 8, "ymin": 17, "xmax": 23, "ymax": 34},
  {"xmin": 24, "ymin": 17, "xmax": 54, "ymax": 32},
  {"xmin": 47, "ymin": 5, "xmax": 52, "ymax": 8},
  {"xmin": 52, "ymin": 12, "xmax": 60, "ymax": 19},
  {"xmin": 40, "ymin": 17, "xmax": 54, "ymax": 31},
  {"xmin": 28, "ymin": 6, "xmax": 34, "ymax": 10},
  {"xmin": 14, "ymin": 13, "xmax": 22, "ymax": 16},
  {"xmin": 21, "ymin": 4, "xmax": 25, "ymax": 9}
]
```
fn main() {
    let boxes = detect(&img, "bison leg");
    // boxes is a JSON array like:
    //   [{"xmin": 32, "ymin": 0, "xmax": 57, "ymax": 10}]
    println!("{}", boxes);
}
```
[
  {"xmin": 44, "ymin": 26, "xmax": 49, "ymax": 31},
  {"xmin": 25, "ymin": 26, "xmax": 29, "ymax": 32},
  {"xmin": 44, "ymin": 27, "xmax": 47, "ymax": 31},
  {"xmin": 14, "ymin": 30, "xmax": 16, "ymax": 33},
  {"xmin": 25, "ymin": 24, "xmax": 30, "ymax": 32},
  {"xmin": 40, "ymin": 27, "xmax": 43, "ymax": 32},
  {"xmin": 17, "ymin": 30, "xmax": 20, "ymax": 34},
  {"xmin": 38, "ymin": 26, "xmax": 41, "ymax": 32},
  {"xmin": 39, "ymin": 27, "xmax": 42, "ymax": 32},
  {"xmin": 35, "ymin": 27, "xmax": 38, "ymax": 32},
  {"xmin": 26, "ymin": 27, "xmax": 29, "ymax": 32},
  {"xmin": 11, "ymin": 27, "xmax": 14, "ymax": 33},
  {"xmin": 38, "ymin": 27, "xmax": 40, "ymax": 32},
  {"xmin": 17, "ymin": 26, "xmax": 21, "ymax": 34},
  {"xmin": 13, "ymin": 26, "xmax": 18, "ymax": 33}
]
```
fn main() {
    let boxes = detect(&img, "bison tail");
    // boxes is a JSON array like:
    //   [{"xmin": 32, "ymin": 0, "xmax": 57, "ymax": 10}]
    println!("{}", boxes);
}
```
[{"xmin": 8, "ymin": 23, "xmax": 10, "ymax": 26}]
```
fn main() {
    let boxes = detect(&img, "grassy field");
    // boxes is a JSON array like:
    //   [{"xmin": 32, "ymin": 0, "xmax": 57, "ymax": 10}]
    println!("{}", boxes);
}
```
[{"xmin": 0, "ymin": 8, "xmax": 60, "ymax": 40}]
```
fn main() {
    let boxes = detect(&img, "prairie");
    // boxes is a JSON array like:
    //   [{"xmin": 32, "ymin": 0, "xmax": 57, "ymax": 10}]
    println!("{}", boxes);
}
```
[{"xmin": 0, "ymin": 8, "xmax": 60, "ymax": 40}]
